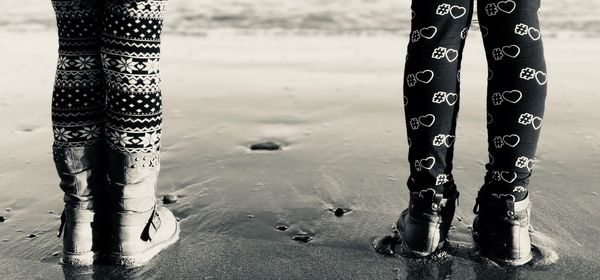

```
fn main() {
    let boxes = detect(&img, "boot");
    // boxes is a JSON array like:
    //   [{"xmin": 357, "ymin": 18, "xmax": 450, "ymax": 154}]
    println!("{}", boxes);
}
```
[
  {"xmin": 106, "ymin": 150, "xmax": 179, "ymax": 267},
  {"xmin": 395, "ymin": 187, "xmax": 459, "ymax": 257},
  {"xmin": 54, "ymin": 145, "xmax": 110, "ymax": 266},
  {"xmin": 472, "ymin": 192, "xmax": 532, "ymax": 266}
]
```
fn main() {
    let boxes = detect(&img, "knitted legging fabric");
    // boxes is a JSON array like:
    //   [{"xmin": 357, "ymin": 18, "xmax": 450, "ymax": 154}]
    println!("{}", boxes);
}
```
[
  {"xmin": 51, "ymin": 0, "xmax": 166, "ymax": 154},
  {"xmin": 404, "ymin": 0, "xmax": 547, "ymax": 200}
]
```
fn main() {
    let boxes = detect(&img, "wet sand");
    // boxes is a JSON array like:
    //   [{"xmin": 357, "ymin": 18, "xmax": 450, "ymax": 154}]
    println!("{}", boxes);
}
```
[{"xmin": 0, "ymin": 32, "xmax": 599, "ymax": 279}]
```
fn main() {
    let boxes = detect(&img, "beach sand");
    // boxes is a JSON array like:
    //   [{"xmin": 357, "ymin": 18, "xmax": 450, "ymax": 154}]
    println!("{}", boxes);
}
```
[{"xmin": 0, "ymin": 31, "xmax": 599, "ymax": 279}]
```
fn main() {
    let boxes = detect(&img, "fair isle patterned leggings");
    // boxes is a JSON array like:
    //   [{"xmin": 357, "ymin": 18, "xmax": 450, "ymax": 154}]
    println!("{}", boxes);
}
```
[
  {"xmin": 404, "ymin": 0, "xmax": 547, "ymax": 200},
  {"xmin": 51, "ymin": 0, "xmax": 166, "ymax": 154}
]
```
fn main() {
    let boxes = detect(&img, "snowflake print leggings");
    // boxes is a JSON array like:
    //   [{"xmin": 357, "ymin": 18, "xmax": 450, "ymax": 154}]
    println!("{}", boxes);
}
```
[
  {"xmin": 404, "ymin": 0, "xmax": 547, "ymax": 201},
  {"xmin": 51, "ymin": 0, "xmax": 166, "ymax": 154}
]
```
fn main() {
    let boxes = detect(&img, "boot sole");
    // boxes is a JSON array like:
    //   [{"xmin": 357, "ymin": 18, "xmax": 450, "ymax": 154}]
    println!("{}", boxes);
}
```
[
  {"xmin": 108, "ymin": 221, "xmax": 181, "ymax": 267},
  {"xmin": 472, "ymin": 230, "xmax": 533, "ymax": 266},
  {"xmin": 396, "ymin": 220, "xmax": 445, "ymax": 258},
  {"xmin": 61, "ymin": 252, "xmax": 95, "ymax": 266}
]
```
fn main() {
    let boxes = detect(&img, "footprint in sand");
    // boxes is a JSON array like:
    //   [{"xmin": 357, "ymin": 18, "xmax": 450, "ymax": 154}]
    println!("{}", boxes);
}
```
[
  {"xmin": 328, "ymin": 207, "xmax": 352, "ymax": 217},
  {"xmin": 292, "ymin": 235, "xmax": 312, "ymax": 243},
  {"xmin": 275, "ymin": 225, "xmax": 289, "ymax": 231}
]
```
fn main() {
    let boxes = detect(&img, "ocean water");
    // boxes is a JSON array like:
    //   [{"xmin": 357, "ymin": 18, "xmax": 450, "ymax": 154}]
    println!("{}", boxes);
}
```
[{"xmin": 1, "ymin": 0, "xmax": 599, "ymax": 36}]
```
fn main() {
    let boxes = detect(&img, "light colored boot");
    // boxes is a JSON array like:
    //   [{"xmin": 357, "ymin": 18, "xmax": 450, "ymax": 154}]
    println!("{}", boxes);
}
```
[
  {"xmin": 54, "ymin": 145, "xmax": 109, "ymax": 266},
  {"xmin": 472, "ymin": 193, "xmax": 533, "ymax": 266},
  {"xmin": 395, "ymin": 188, "xmax": 459, "ymax": 257},
  {"xmin": 106, "ymin": 150, "xmax": 180, "ymax": 267}
]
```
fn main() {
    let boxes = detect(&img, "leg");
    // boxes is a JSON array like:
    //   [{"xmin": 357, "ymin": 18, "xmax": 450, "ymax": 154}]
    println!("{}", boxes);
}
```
[
  {"xmin": 404, "ymin": 0, "xmax": 474, "ymax": 195},
  {"xmin": 473, "ymin": 0, "xmax": 547, "ymax": 265},
  {"xmin": 51, "ymin": 0, "xmax": 108, "ymax": 266},
  {"xmin": 397, "ymin": 0, "xmax": 473, "ymax": 256},
  {"xmin": 101, "ymin": 0, "xmax": 179, "ymax": 267},
  {"xmin": 479, "ymin": 0, "xmax": 547, "ymax": 201}
]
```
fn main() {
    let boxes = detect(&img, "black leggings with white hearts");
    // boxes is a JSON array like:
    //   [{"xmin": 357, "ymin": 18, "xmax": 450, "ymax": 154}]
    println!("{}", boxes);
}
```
[{"xmin": 403, "ymin": 0, "xmax": 547, "ymax": 201}]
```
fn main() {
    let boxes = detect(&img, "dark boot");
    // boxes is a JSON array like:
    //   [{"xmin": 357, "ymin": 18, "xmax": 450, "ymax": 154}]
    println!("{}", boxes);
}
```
[
  {"xmin": 395, "ymin": 188, "xmax": 459, "ymax": 257},
  {"xmin": 472, "ymin": 193, "xmax": 532, "ymax": 266},
  {"xmin": 54, "ymin": 145, "xmax": 110, "ymax": 266},
  {"xmin": 106, "ymin": 150, "xmax": 179, "ymax": 267}
]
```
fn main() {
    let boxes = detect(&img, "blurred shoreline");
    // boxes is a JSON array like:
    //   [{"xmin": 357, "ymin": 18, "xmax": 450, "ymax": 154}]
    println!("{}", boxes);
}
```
[{"xmin": 1, "ymin": 0, "xmax": 599, "ymax": 38}]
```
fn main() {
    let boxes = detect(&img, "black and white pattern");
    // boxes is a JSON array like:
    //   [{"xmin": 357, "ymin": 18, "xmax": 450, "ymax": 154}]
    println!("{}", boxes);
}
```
[
  {"xmin": 52, "ymin": 0, "xmax": 168, "ymax": 153},
  {"xmin": 403, "ymin": 0, "xmax": 547, "ymax": 200}
]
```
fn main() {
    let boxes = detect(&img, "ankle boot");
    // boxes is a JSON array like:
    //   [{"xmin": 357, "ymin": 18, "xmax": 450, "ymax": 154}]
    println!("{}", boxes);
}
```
[
  {"xmin": 395, "ymin": 187, "xmax": 459, "ymax": 257},
  {"xmin": 472, "ymin": 193, "xmax": 532, "ymax": 266},
  {"xmin": 54, "ymin": 145, "xmax": 110, "ymax": 266},
  {"xmin": 106, "ymin": 150, "xmax": 179, "ymax": 267}
]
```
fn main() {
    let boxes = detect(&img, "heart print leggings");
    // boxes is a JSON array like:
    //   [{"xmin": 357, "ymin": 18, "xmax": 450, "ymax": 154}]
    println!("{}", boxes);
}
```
[{"xmin": 403, "ymin": 0, "xmax": 547, "ymax": 201}]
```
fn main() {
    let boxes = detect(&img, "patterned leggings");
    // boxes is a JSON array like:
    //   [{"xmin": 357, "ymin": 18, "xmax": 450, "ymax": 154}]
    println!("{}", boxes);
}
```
[
  {"xmin": 404, "ymin": 0, "xmax": 547, "ymax": 200},
  {"xmin": 51, "ymin": 0, "xmax": 167, "ymax": 154}
]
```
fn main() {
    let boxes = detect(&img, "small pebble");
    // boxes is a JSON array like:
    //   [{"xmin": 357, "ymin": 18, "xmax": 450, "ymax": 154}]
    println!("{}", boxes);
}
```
[
  {"xmin": 276, "ymin": 225, "xmax": 288, "ymax": 231},
  {"xmin": 52, "ymin": 251, "xmax": 60, "ymax": 257},
  {"xmin": 456, "ymin": 216, "xmax": 463, "ymax": 222},
  {"xmin": 250, "ymin": 141, "xmax": 282, "ymax": 151},
  {"xmin": 292, "ymin": 235, "xmax": 312, "ymax": 243},
  {"xmin": 163, "ymin": 194, "xmax": 178, "ymax": 204},
  {"xmin": 247, "ymin": 215, "xmax": 255, "ymax": 219},
  {"xmin": 592, "ymin": 192, "xmax": 599, "ymax": 196},
  {"xmin": 5, "ymin": 208, "xmax": 11, "ymax": 212},
  {"xmin": 0, "ymin": 216, "xmax": 5, "ymax": 222},
  {"xmin": 28, "ymin": 234, "xmax": 37, "ymax": 238}
]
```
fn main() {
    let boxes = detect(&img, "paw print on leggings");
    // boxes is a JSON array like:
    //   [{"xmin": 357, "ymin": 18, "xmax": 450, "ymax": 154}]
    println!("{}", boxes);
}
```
[
  {"xmin": 519, "ymin": 67, "xmax": 536, "ymax": 80},
  {"xmin": 485, "ymin": 3, "xmax": 499, "ymax": 16},
  {"xmin": 436, "ymin": 174, "xmax": 448, "ymax": 185},
  {"xmin": 436, "ymin": 4, "xmax": 451, "ymax": 15},
  {"xmin": 410, "ymin": 118, "xmax": 420, "ymax": 130},
  {"xmin": 492, "ymin": 48, "xmax": 504, "ymax": 60},
  {"xmin": 432, "ymin": 91, "xmax": 446, "ymax": 103},
  {"xmin": 518, "ymin": 113, "xmax": 534, "ymax": 125},
  {"xmin": 515, "ymin": 23, "xmax": 529, "ymax": 36},
  {"xmin": 411, "ymin": 30, "xmax": 421, "ymax": 42},
  {"xmin": 432, "ymin": 47, "xmax": 447, "ymax": 59},
  {"xmin": 493, "ymin": 136, "xmax": 504, "ymax": 148},
  {"xmin": 406, "ymin": 74, "xmax": 417, "ymax": 87}
]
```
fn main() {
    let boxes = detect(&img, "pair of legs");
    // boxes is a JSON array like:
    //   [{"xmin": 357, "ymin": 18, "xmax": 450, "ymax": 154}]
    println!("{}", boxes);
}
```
[
  {"xmin": 398, "ymin": 0, "xmax": 547, "ymax": 265},
  {"xmin": 404, "ymin": 0, "xmax": 547, "ymax": 200},
  {"xmin": 51, "ymin": 0, "xmax": 178, "ymax": 267}
]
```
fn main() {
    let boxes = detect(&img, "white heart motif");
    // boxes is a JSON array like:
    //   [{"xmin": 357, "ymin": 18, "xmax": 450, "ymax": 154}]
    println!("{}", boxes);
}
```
[
  {"xmin": 527, "ymin": 159, "xmax": 534, "ymax": 171},
  {"xmin": 445, "ymin": 49, "xmax": 459, "ymax": 62},
  {"xmin": 480, "ymin": 26, "xmax": 489, "ymax": 38},
  {"xmin": 415, "ymin": 70, "xmax": 435, "ymax": 83},
  {"xmin": 532, "ymin": 117, "xmax": 543, "ymax": 130},
  {"xmin": 445, "ymin": 93, "xmax": 458, "ymax": 106},
  {"xmin": 528, "ymin": 27, "xmax": 541, "ymax": 40},
  {"xmin": 502, "ymin": 134, "xmax": 521, "ymax": 147},
  {"xmin": 501, "ymin": 45, "xmax": 521, "ymax": 58},
  {"xmin": 500, "ymin": 171, "xmax": 517, "ymax": 183},
  {"xmin": 502, "ymin": 90, "xmax": 522, "ymax": 104},
  {"xmin": 450, "ymin": 6, "xmax": 467, "ymax": 19},
  {"xmin": 497, "ymin": 0, "xmax": 517, "ymax": 14},
  {"xmin": 420, "ymin": 26, "xmax": 438, "ymax": 39},
  {"xmin": 419, "ymin": 114, "xmax": 436, "ymax": 127},
  {"xmin": 535, "ymin": 71, "xmax": 547, "ymax": 85},
  {"xmin": 420, "ymin": 157, "xmax": 436, "ymax": 170},
  {"xmin": 444, "ymin": 135, "xmax": 456, "ymax": 147}
]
